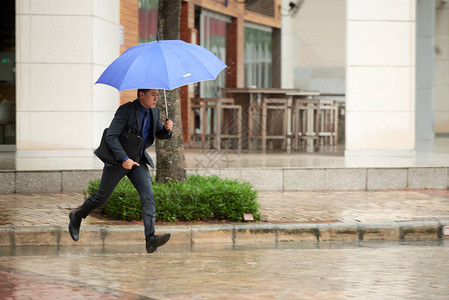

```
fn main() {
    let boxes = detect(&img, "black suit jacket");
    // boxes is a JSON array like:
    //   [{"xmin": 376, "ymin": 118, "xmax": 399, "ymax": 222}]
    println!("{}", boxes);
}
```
[{"xmin": 105, "ymin": 99, "xmax": 171, "ymax": 168}]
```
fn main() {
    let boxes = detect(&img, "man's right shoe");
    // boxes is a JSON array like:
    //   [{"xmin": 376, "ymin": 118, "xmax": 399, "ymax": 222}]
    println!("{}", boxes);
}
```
[
  {"xmin": 69, "ymin": 211, "xmax": 82, "ymax": 241},
  {"xmin": 146, "ymin": 233, "xmax": 171, "ymax": 253}
]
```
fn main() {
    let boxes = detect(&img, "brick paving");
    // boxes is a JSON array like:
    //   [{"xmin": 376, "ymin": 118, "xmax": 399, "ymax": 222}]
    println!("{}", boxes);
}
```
[
  {"xmin": 0, "ymin": 192, "xmax": 81, "ymax": 227},
  {"xmin": 257, "ymin": 190, "xmax": 449, "ymax": 223},
  {"xmin": 1, "ymin": 189, "xmax": 449, "ymax": 227}
]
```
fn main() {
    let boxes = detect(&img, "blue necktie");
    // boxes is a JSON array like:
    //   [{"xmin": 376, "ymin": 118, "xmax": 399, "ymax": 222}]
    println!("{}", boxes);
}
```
[
  {"xmin": 140, "ymin": 110, "xmax": 150, "ymax": 156},
  {"xmin": 141, "ymin": 110, "xmax": 150, "ymax": 141}
]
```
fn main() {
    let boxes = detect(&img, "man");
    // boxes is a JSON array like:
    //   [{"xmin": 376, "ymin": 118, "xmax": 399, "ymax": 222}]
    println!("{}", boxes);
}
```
[{"xmin": 69, "ymin": 89, "xmax": 173, "ymax": 253}]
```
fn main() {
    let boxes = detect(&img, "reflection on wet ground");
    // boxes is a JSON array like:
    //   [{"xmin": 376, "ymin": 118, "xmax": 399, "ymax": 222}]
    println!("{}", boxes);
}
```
[
  {"xmin": 2, "ymin": 136, "xmax": 449, "ymax": 171},
  {"xmin": 1, "ymin": 240, "xmax": 448, "ymax": 299},
  {"xmin": 0, "ymin": 240, "xmax": 447, "ymax": 256}
]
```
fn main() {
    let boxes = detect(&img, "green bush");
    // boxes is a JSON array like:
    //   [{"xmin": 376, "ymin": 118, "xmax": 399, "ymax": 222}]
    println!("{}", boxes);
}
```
[{"xmin": 85, "ymin": 175, "xmax": 260, "ymax": 222}]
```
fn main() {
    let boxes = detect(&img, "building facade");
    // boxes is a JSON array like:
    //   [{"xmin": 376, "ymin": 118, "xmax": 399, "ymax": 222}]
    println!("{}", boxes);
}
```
[
  {"xmin": 1, "ymin": 0, "xmax": 448, "ymax": 157},
  {"xmin": 282, "ymin": 0, "xmax": 449, "ymax": 155}
]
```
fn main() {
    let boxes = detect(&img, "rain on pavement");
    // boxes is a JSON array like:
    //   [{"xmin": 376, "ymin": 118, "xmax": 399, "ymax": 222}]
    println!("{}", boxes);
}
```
[{"xmin": 1, "ymin": 240, "xmax": 449, "ymax": 299}]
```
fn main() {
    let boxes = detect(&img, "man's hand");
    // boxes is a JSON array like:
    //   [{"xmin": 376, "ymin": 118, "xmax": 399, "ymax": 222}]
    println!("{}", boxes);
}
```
[
  {"xmin": 122, "ymin": 158, "xmax": 139, "ymax": 170},
  {"xmin": 164, "ymin": 118, "xmax": 173, "ymax": 131}
]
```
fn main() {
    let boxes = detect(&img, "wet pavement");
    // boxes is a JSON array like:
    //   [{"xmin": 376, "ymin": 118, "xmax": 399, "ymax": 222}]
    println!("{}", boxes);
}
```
[
  {"xmin": 258, "ymin": 189, "xmax": 449, "ymax": 223},
  {"xmin": 1, "ymin": 189, "xmax": 449, "ymax": 298},
  {"xmin": 1, "ymin": 241, "xmax": 449, "ymax": 299},
  {"xmin": 1, "ymin": 138, "xmax": 449, "ymax": 298},
  {"xmin": 2, "ymin": 189, "xmax": 449, "ymax": 227},
  {"xmin": 2, "ymin": 135, "xmax": 449, "ymax": 171}
]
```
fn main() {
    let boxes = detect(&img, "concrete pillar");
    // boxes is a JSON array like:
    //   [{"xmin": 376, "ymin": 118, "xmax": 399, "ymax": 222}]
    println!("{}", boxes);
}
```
[
  {"xmin": 15, "ymin": 0, "xmax": 120, "ymax": 157},
  {"xmin": 434, "ymin": 0, "xmax": 449, "ymax": 133},
  {"xmin": 280, "ymin": 0, "xmax": 296, "ymax": 89},
  {"xmin": 416, "ymin": 0, "xmax": 435, "ymax": 152},
  {"xmin": 345, "ymin": 0, "xmax": 416, "ymax": 156}
]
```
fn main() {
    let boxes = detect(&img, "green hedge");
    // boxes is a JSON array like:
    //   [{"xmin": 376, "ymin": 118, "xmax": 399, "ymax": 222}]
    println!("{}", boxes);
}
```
[{"xmin": 85, "ymin": 175, "xmax": 260, "ymax": 222}]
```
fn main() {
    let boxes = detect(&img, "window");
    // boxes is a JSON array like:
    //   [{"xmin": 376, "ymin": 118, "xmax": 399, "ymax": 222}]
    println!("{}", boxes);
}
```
[
  {"xmin": 199, "ymin": 10, "xmax": 229, "ymax": 98},
  {"xmin": 139, "ymin": 0, "xmax": 158, "ymax": 43},
  {"xmin": 244, "ymin": 22, "xmax": 272, "ymax": 88}
]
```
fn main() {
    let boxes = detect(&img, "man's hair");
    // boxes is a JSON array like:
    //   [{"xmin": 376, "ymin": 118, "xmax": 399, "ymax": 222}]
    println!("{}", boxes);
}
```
[{"xmin": 137, "ymin": 89, "xmax": 151, "ymax": 97}]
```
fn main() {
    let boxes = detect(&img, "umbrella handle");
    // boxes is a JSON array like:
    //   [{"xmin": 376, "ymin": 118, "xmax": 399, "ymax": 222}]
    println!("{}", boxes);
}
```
[{"xmin": 163, "ymin": 89, "xmax": 169, "ymax": 119}]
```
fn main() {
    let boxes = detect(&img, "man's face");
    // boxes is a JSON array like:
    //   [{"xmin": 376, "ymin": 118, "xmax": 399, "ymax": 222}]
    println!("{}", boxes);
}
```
[{"xmin": 139, "ymin": 89, "xmax": 158, "ymax": 109}]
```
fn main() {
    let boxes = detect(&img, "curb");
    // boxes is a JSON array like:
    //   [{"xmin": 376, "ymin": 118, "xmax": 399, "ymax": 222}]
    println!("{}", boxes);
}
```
[{"xmin": 1, "ymin": 220, "xmax": 449, "ymax": 247}]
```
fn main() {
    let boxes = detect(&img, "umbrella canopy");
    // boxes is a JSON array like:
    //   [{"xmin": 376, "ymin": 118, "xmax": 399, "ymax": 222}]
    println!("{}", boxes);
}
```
[{"xmin": 96, "ymin": 40, "xmax": 227, "ymax": 91}]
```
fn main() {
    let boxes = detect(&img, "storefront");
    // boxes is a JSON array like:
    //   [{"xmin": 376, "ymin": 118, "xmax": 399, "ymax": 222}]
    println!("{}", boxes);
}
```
[{"xmin": 127, "ymin": 0, "xmax": 282, "ymax": 142}]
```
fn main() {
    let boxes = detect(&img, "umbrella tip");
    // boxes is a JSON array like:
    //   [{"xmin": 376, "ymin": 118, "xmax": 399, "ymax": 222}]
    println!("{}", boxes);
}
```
[{"xmin": 157, "ymin": 32, "xmax": 160, "ymax": 42}]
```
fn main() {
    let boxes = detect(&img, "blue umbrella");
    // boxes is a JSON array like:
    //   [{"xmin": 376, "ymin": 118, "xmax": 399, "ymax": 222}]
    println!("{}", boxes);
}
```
[
  {"xmin": 96, "ymin": 40, "xmax": 227, "ymax": 91},
  {"xmin": 96, "ymin": 39, "xmax": 227, "ymax": 117}
]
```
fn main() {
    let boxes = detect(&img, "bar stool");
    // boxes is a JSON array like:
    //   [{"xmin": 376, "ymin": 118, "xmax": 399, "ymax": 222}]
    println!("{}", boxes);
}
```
[
  {"xmin": 248, "ymin": 96, "xmax": 289, "ymax": 151},
  {"xmin": 318, "ymin": 100, "xmax": 338, "ymax": 146},
  {"xmin": 291, "ymin": 99, "xmax": 321, "ymax": 152},
  {"xmin": 189, "ymin": 98, "xmax": 242, "ymax": 151}
]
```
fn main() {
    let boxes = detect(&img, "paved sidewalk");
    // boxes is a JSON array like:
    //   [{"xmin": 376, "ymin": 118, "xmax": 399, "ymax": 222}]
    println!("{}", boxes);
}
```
[{"xmin": 1, "ymin": 189, "xmax": 449, "ymax": 247}]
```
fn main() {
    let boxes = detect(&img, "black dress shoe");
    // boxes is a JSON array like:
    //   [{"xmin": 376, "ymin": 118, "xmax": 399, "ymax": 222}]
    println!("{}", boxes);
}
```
[
  {"xmin": 69, "ymin": 211, "xmax": 82, "ymax": 241},
  {"xmin": 146, "ymin": 233, "xmax": 171, "ymax": 253}
]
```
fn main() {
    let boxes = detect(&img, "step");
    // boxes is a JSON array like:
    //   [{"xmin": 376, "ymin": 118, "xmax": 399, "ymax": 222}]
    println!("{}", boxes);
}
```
[{"xmin": 1, "ymin": 166, "xmax": 448, "ymax": 194}]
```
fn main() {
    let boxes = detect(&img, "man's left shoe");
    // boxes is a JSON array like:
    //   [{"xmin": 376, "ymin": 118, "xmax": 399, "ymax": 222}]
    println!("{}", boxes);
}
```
[
  {"xmin": 146, "ymin": 233, "xmax": 171, "ymax": 253},
  {"xmin": 69, "ymin": 211, "xmax": 82, "ymax": 241}
]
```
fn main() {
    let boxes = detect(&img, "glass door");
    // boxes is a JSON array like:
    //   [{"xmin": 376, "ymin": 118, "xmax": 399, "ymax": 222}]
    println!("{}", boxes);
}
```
[{"xmin": 0, "ymin": 0, "xmax": 16, "ymax": 150}]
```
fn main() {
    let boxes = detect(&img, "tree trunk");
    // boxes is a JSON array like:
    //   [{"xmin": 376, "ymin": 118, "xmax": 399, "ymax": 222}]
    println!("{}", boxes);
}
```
[{"xmin": 155, "ymin": 0, "xmax": 186, "ymax": 183}]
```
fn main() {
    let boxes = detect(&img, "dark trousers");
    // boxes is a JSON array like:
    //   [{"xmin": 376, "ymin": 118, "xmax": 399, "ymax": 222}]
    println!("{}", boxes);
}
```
[{"xmin": 78, "ymin": 163, "xmax": 156, "ymax": 239}]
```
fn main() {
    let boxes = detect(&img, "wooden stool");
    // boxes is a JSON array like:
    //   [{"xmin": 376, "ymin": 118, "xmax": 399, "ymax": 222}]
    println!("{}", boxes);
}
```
[
  {"xmin": 248, "ymin": 97, "xmax": 288, "ymax": 151},
  {"xmin": 189, "ymin": 98, "xmax": 242, "ymax": 151},
  {"xmin": 318, "ymin": 100, "xmax": 338, "ymax": 146},
  {"xmin": 291, "ymin": 99, "xmax": 321, "ymax": 151}
]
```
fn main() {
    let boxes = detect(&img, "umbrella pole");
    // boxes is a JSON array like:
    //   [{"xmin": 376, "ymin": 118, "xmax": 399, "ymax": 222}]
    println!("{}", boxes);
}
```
[{"xmin": 163, "ymin": 89, "xmax": 169, "ymax": 120}]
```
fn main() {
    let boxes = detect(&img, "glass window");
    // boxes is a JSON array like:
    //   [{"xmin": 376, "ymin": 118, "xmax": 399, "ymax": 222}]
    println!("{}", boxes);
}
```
[
  {"xmin": 139, "ymin": 0, "xmax": 159, "ymax": 43},
  {"xmin": 244, "ymin": 22, "xmax": 272, "ymax": 88},
  {"xmin": 199, "ymin": 10, "xmax": 229, "ymax": 98},
  {"xmin": 195, "ymin": 10, "xmax": 230, "ymax": 137}
]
